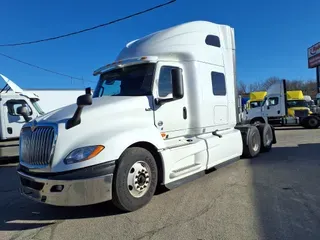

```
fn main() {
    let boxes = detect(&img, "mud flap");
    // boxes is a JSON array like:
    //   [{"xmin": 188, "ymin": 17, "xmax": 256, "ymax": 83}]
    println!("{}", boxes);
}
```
[{"xmin": 270, "ymin": 125, "xmax": 277, "ymax": 144}]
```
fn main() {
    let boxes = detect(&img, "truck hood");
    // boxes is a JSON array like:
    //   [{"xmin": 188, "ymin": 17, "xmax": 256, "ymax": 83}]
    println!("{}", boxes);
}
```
[
  {"xmin": 21, "ymin": 95, "xmax": 159, "ymax": 172},
  {"xmin": 34, "ymin": 96, "xmax": 154, "ymax": 124}
]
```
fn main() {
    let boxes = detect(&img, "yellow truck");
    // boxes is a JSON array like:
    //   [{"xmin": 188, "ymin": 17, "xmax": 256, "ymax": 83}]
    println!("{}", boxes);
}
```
[
  {"xmin": 286, "ymin": 90, "xmax": 312, "ymax": 117},
  {"xmin": 245, "ymin": 91, "xmax": 267, "ymax": 110},
  {"xmin": 245, "ymin": 80, "xmax": 320, "ymax": 129}
]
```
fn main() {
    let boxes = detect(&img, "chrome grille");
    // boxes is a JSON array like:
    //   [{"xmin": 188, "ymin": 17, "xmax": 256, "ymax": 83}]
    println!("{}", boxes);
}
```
[
  {"xmin": 20, "ymin": 126, "xmax": 55, "ymax": 166},
  {"xmin": 294, "ymin": 110, "xmax": 309, "ymax": 117}
]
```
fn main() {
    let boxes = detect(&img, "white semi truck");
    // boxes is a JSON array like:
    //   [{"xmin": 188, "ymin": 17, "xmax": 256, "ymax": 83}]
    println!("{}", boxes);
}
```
[
  {"xmin": 0, "ymin": 74, "xmax": 85, "ymax": 160},
  {"xmin": 24, "ymin": 89, "xmax": 87, "ymax": 113},
  {"xmin": 17, "ymin": 21, "xmax": 277, "ymax": 212}
]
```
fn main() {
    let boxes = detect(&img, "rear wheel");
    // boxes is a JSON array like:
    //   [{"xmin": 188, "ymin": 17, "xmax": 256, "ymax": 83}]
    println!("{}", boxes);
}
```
[
  {"xmin": 112, "ymin": 147, "xmax": 158, "ymax": 212},
  {"xmin": 257, "ymin": 123, "xmax": 273, "ymax": 152},
  {"xmin": 242, "ymin": 125, "xmax": 261, "ymax": 158},
  {"xmin": 250, "ymin": 118, "xmax": 265, "ymax": 126}
]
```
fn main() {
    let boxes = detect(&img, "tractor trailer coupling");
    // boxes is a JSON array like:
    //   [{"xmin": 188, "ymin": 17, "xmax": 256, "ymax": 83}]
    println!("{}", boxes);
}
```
[{"xmin": 16, "ymin": 20, "xmax": 277, "ymax": 212}]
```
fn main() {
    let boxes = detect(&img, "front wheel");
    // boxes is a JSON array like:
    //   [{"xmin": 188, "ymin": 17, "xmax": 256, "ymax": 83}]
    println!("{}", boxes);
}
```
[
  {"xmin": 112, "ymin": 147, "xmax": 158, "ymax": 212},
  {"xmin": 302, "ymin": 116, "xmax": 320, "ymax": 129}
]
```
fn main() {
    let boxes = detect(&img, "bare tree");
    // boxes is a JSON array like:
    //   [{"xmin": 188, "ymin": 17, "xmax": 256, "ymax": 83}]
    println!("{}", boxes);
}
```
[
  {"xmin": 240, "ymin": 77, "xmax": 318, "ymax": 98},
  {"xmin": 237, "ymin": 80, "xmax": 247, "ymax": 94},
  {"xmin": 248, "ymin": 82, "xmax": 264, "ymax": 92},
  {"xmin": 262, "ymin": 77, "xmax": 280, "ymax": 90}
]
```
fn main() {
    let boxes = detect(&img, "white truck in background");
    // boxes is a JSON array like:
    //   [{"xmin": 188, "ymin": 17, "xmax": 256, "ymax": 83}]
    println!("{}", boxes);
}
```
[
  {"xmin": 24, "ymin": 89, "xmax": 87, "ymax": 113},
  {"xmin": 17, "ymin": 21, "xmax": 277, "ymax": 212},
  {"xmin": 0, "ymin": 74, "xmax": 86, "ymax": 160},
  {"xmin": 243, "ymin": 79, "xmax": 320, "ymax": 128}
]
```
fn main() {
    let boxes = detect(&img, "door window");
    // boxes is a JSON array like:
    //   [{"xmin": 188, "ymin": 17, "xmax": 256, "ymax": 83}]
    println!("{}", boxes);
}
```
[
  {"xmin": 158, "ymin": 66, "xmax": 181, "ymax": 97},
  {"xmin": 268, "ymin": 97, "xmax": 279, "ymax": 106},
  {"xmin": 6, "ymin": 100, "xmax": 32, "ymax": 116}
]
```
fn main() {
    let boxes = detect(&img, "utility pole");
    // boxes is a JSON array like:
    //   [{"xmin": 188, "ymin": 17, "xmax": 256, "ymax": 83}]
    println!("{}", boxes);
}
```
[{"xmin": 317, "ymin": 66, "xmax": 320, "ymax": 93}]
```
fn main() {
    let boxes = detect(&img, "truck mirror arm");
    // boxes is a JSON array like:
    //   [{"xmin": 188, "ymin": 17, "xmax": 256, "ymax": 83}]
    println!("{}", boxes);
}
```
[
  {"xmin": 66, "ymin": 87, "xmax": 92, "ymax": 130},
  {"xmin": 154, "ymin": 97, "xmax": 175, "ymax": 106}
]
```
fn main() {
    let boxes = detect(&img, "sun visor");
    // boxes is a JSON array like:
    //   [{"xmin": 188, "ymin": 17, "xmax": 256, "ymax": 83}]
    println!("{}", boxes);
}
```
[{"xmin": 0, "ymin": 73, "xmax": 39, "ymax": 99}]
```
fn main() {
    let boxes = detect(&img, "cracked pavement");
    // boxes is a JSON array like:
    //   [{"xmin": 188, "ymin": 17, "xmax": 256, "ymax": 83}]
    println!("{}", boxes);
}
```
[{"xmin": 1, "ymin": 127, "xmax": 320, "ymax": 240}]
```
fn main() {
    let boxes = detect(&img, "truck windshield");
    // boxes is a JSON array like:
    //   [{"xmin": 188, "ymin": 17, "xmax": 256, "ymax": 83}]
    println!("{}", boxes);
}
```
[
  {"xmin": 250, "ymin": 101, "xmax": 262, "ymax": 108},
  {"xmin": 287, "ymin": 100, "xmax": 308, "ymax": 108},
  {"xmin": 93, "ymin": 63, "xmax": 155, "ymax": 98},
  {"xmin": 30, "ymin": 99, "xmax": 45, "ymax": 115}
]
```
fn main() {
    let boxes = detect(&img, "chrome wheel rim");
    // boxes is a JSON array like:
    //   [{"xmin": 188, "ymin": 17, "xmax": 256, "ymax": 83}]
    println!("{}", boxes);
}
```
[
  {"xmin": 265, "ymin": 129, "xmax": 272, "ymax": 146},
  {"xmin": 252, "ymin": 131, "xmax": 259, "ymax": 152},
  {"xmin": 127, "ymin": 161, "xmax": 151, "ymax": 198}
]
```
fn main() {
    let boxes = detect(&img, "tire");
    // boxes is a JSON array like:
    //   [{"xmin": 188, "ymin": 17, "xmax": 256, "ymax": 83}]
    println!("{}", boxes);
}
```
[
  {"xmin": 242, "ymin": 125, "xmax": 261, "ymax": 158},
  {"xmin": 257, "ymin": 123, "xmax": 273, "ymax": 152},
  {"xmin": 302, "ymin": 116, "xmax": 320, "ymax": 129},
  {"xmin": 112, "ymin": 147, "xmax": 158, "ymax": 212}
]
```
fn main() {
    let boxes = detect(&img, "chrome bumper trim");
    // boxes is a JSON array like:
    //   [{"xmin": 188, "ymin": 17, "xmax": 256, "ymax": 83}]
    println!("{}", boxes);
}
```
[{"xmin": 17, "ymin": 170, "xmax": 113, "ymax": 206}]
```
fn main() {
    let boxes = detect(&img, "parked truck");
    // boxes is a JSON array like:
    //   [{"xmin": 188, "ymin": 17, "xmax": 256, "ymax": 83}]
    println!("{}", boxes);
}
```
[
  {"xmin": 245, "ymin": 91, "xmax": 267, "ymax": 110},
  {"xmin": 243, "ymin": 79, "xmax": 320, "ymax": 128},
  {"xmin": 0, "ymin": 73, "xmax": 86, "ymax": 160},
  {"xmin": 24, "ymin": 89, "xmax": 87, "ymax": 113},
  {"xmin": 16, "ymin": 21, "xmax": 277, "ymax": 212}
]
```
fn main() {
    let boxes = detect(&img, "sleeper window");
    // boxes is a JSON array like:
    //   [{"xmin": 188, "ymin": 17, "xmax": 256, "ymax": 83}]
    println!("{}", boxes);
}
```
[{"xmin": 211, "ymin": 71, "xmax": 226, "ymax": 96}]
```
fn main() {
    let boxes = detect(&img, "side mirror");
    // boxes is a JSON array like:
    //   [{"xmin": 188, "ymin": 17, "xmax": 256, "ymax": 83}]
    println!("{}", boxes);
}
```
[
  {"xmin": 171, "ymin": 68, "xmax": 184, "ymax": 99},
  {"xmin": 17, "ymin": 106, "xmax": 32, "ymax": 122},
  {"xmin": 155, "ymin": 68, "xmax": 184, "ymax": 105},
  {"xmin": 77, "ymin": 94, "xmax": 92, "ymax": 107},
  {"xmin": 66, "ymin": 87, "xmax": 92, "ymax": 129}
]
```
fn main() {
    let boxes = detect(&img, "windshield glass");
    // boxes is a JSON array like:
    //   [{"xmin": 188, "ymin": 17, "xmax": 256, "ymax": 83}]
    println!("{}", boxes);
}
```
[
  {"xmin": 261, "ymin": 97, "xmax": 267, "ymax": 107},
  {"xmin": 250, "ymin": 100, "xmax": 263, "ymax": 108},
  {"xmin": 93, "ymin": 63, "xmax": 155, "ymax": 98},
  {"xmin": 31, "ymin": 99, "xmax": 45, "ymax": 115},
  {"xmin": 287, "ymin": 100, "xmax": 308, "ymax": 108}
]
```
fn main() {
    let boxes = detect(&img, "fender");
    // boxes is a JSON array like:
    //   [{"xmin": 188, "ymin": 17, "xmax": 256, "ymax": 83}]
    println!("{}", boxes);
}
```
[
  {"xmin": 51, "ymin": 124, "xmax": 165, "ymax": 172},
  {"xmin": 100, "ymin": 126, "xmax": 166, "ymax": 161}
]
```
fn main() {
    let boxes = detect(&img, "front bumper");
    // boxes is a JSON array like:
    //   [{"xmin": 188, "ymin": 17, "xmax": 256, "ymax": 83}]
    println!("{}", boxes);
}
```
[{"xmin": 17, "ymin": 161, "xmax": 115, "ymax": 206}]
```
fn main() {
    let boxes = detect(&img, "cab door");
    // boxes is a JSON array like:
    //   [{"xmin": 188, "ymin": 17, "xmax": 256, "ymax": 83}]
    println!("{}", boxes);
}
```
[
  {"xmin": 2, "ymin": 97, "xmax": 37, "ymax": 139},
  {"xmin": 264, "ymin": 94, "xmax": 283, "ymax": 117},
  {"xmin": 152, "ymin": 62, "xmax": 189, "ymax": 139}
]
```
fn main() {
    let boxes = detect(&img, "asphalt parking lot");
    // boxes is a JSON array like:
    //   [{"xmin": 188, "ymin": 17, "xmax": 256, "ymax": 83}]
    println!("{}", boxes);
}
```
[{"xmin": 1, "ymin": 127, "xmax": 320, "ymax": 240}]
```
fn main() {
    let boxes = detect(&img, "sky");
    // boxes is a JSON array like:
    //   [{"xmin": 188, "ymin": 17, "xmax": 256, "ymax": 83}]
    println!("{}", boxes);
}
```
[{"xmin": 0, "ymin": 0, "xmax": 319, "ymax": 90}]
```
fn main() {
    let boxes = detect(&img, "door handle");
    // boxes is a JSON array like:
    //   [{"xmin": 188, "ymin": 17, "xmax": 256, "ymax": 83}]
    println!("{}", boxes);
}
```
[
  {"xmin": 277, "ymin": 110, "xmax": 280, "ymax": 114},
  {"xmin": 183, "ymin": 107, "xmax": 187, "ymax": 119}
]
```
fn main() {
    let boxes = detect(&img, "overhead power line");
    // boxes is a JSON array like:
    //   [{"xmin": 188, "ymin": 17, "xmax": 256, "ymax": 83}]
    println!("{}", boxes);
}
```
[
  {"xmin": 0, "ymin": 0, "xmax": 176, "ymax": 47},
  {"xmin": 0, "ymin": 52, "xmax": 96, "ymax": 83}
]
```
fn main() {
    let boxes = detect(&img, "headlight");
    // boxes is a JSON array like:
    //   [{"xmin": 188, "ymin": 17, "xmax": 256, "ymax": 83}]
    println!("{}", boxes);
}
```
[{"xmin": 64, "ymin": 145, "xmax": 105, "ymax": 164}]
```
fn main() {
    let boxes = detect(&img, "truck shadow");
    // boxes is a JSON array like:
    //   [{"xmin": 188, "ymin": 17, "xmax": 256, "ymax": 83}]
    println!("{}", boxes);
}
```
[
  {"xmin": 0, "ymin": 166, "xmax": 124, "ymax": 231},
  {"xmin": 274, "ymin": 126, "xmax": 313, "ymax": 131},
  {"xmin": 249, "ymin": 143, "xmax": 320, "ymax": 239}
]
